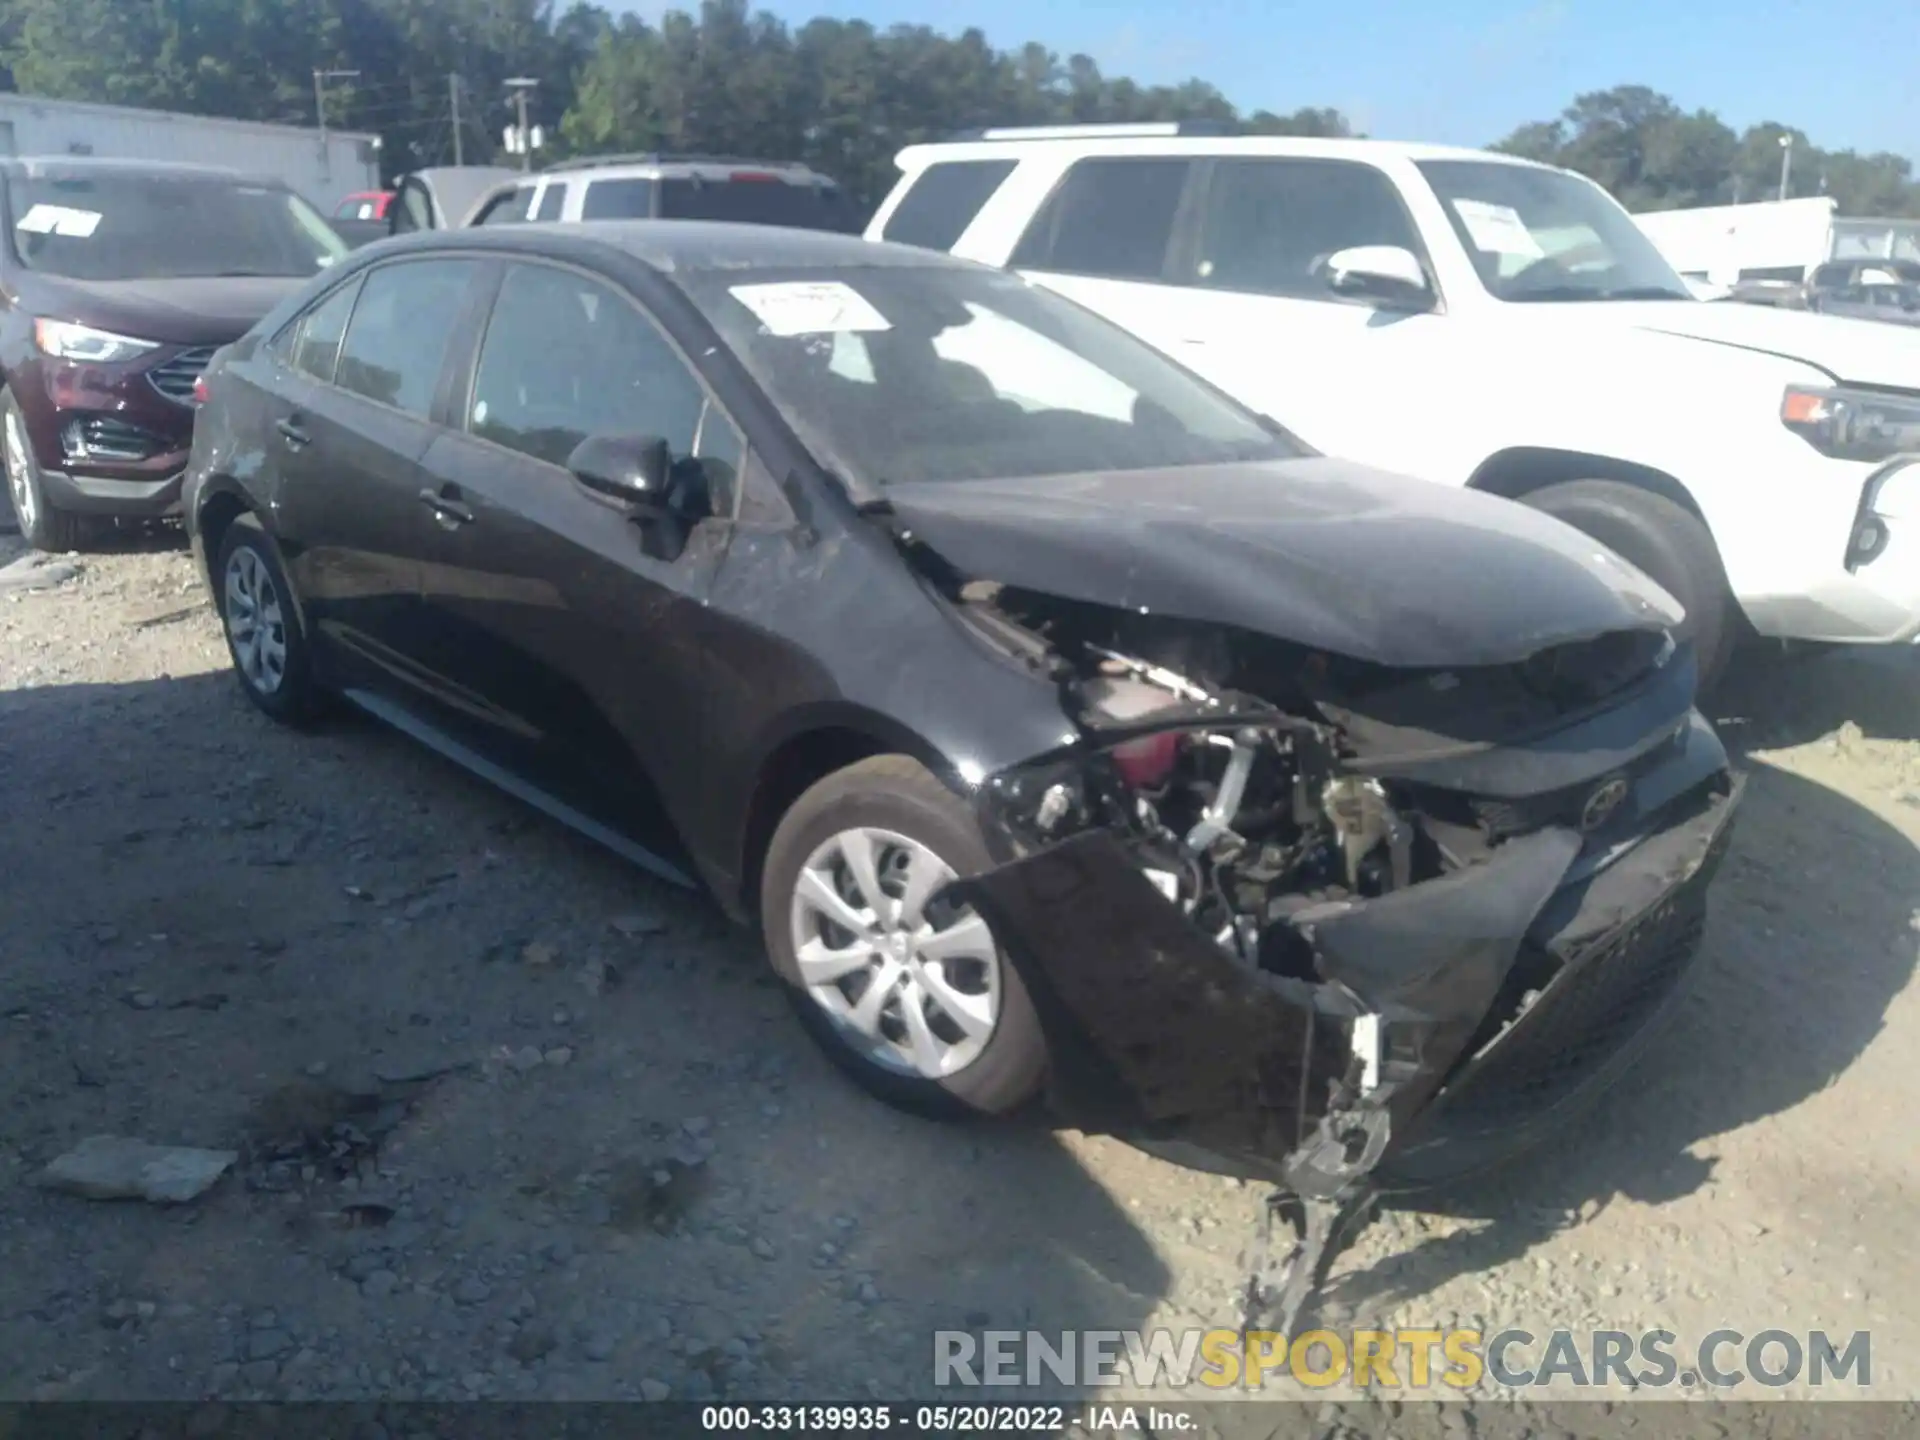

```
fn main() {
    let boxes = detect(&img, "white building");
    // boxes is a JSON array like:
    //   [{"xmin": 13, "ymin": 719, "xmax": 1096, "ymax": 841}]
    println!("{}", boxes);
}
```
[
  {"xmin": 0, "ymin": 93, "xmax": 381, "ymax": 211},
  {"xmin": 1634, "ymin": 195, "xmax": 1920, "ymax": 291}
]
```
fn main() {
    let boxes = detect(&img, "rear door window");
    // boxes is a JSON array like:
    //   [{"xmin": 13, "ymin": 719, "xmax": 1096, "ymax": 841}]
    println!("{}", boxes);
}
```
[
  {"xmin": 581, "ymin": 178, "xmax": 655, "ymax": 220},
  {"xmin": 533, "ymin": 182, "xmax": 566, "ymax": 222},
  {"xmin": 289, "ymin": 276, "xmax": 362, "ymax": 383},
  {"xmin": 1189, "ymin": 158, "xmax": 1425, "ymax": 299},
  {"xmin": 879, "ymin": 160, "xmax": 1016, "ymax": 250},
  {"xmin": 334, "ymin": 259, "xmax": 479, "ymax": 417},
  {"xmin": 1009, "ymin": 157, "xmax": 1191, "ymax": 281}
]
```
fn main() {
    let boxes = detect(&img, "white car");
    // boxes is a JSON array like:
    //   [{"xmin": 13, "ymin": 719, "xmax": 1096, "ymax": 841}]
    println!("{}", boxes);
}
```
[{"xmin": 865, "ymin": 124, "xmax": 1920, "ymax": 684}]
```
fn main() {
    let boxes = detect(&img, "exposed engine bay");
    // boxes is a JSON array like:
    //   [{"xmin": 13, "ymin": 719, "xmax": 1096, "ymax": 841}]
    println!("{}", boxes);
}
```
[
  {"xmin": 955, "ymin": 576, "xmax": 1676, "ymax": 959},
  {"xmin": 929, "ymin": 572, "xmax": 1740, "ymax": 1335}
]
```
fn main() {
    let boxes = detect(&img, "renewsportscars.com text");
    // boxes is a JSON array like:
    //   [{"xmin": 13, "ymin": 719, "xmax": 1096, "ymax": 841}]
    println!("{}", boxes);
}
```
[{"xmin": 933, "ymin": 1328, "xmax": 1872, "ymax": 1391}]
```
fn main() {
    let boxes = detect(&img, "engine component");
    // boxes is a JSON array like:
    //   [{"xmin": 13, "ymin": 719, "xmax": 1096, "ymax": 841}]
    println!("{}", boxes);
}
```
[
  {"xmin": 1185, "ymin": 731, "xmax": 1260, "ymax": 855},
  {"xmin": 1321, "ymin": 776, "xmax": 1413, "ymax": 890}
]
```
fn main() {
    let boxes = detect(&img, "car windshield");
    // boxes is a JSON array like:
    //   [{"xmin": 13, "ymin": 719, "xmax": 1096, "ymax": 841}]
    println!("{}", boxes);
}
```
[
  {"xmin": 679, "ymin": 263, "xmax": 1298, "ymax": 487},
  {"xmin": 6, "ymin": 171, "xmax": 349, "ymax": 281},
  {"xmin": 1416, "ymin": 159, "xmax": 1693, "ymax": 303}
]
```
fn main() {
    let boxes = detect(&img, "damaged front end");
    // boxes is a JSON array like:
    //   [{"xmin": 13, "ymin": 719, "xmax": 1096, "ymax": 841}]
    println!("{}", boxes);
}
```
[{"xmin": 941, "ymin": 582, "xmax": 1741, "ymax": 1329}]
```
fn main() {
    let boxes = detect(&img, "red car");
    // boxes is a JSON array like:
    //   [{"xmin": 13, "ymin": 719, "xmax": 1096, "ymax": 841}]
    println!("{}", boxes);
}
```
[{"xmin": 332, "ymin": 190, "xmax": 394, "ymax": 222}]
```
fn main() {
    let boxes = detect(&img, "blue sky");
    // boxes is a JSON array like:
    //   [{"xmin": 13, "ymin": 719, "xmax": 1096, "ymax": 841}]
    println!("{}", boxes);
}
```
[{"xmin": 612, "ymin": 0, "xmax": 1917, "ymax": 161}]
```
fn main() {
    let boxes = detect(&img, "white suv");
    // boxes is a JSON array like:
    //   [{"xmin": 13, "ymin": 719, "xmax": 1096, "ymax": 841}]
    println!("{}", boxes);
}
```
[
  {"xmin": 866, "ymin": 124, "xmax": 1920, "ymax": 683},
  {"xmin": 471, "ymin": 152, "xmax": 861, "ymax": 232}
]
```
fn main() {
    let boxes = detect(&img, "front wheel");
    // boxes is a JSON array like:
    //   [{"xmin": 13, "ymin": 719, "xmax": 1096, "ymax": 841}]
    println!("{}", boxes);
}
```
[
  {"xmin": 1521, "ymin": 478, "xmax": 1736, "ymax": 691},
  {"xmin": 759, "ymin": 755, "xmax": 1047, "ymax": 1119},
  {"xmin": 3, "ymin": 392, "xmax": 92, "ymax": 552}
]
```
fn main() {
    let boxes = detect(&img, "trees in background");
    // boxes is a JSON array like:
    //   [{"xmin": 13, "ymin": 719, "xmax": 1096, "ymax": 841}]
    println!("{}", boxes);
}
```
[
  {"xmin": 1, "ymin": 1, "xmax": 1913, "ymax": 216},
  {"xmin": 1494, "ymin": 84, "xmax": 1920, "ymax": 216},
  {"xmin": 0, "ymin": 0, "xmax": 1352, "ymax": 202}
]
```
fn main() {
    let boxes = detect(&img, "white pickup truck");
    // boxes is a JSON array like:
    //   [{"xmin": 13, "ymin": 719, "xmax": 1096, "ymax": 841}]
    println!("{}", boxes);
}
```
[{"xmin": 865, "ymin": 124, "xmax": 1920, "ymax": 684}]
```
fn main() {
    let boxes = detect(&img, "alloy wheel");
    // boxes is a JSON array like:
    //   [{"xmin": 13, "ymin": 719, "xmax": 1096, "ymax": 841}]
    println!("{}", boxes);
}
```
[
  {"xmin": 223, "ymin": 546, "xmax": 289, "ymax": 696},
  {"xmin": 788, "ymin": 825, "xmax": 1001, "ymax": 1079},
  {"xmin": 4, "ymin": 409, "xmax": 38, "ymax": 535}
]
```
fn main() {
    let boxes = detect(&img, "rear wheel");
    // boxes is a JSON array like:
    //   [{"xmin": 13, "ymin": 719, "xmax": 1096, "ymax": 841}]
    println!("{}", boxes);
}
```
[
  {"xmin": 1521, "ymin": 478, "xmax": 1736, "ymax": 690},
  {"xmin": 759, "ymin": 755, "xmax": 1047, "ymax": 1119},
  {"xmin": 215, "ymin": 512, "xmax": 325, "ymax": 725},
  {"xmin": 3, "ymin": 392, "xmax": 91, "ymax": 552}
]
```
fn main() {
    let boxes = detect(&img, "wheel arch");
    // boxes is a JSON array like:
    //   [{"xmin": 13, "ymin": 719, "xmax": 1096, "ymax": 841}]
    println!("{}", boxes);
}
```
[
  {"xmin": 734, "ymin": 713, "xmax": 964, "ymax": 922},
  {"xmin": 195, "ymin": 487, "xmax": 314, "ymax": 641},
  {"xmin": 1467, "ymin": 447, "xmax": 1709, "ymax": 526},
  {"xmin": 193, "ymin": 481, "xmax": 254, "ymax": 590}
]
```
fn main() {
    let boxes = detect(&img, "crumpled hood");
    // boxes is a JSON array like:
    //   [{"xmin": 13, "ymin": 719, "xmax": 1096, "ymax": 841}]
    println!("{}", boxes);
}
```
[
  {"xmin": 1594, "ymin": 299, "xmax": 1920, "ymax": 387},
  {"xmin": 884, "ymin": 458, "xmax": 1682, "ymax": 669},
  {"xmin": 17, "ymin": 273, "xmax": 305, "ymax": 347}
]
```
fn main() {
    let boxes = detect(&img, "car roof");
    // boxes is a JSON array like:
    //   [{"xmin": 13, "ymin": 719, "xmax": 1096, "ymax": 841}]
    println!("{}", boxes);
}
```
[
  {"xmin": 539, "ymin": 153, "xmax": 836, "ymax": 185},
  {"xmin": 0, "ymin": 155, "xmax": 272, "ymax": 184},
  {"xmin": 894, "ymin": 133, "xmax": 1551, "ymax": 171},
  {"xmin": 375, "ymin": 219, "xmax": 975, "ymax": 275}
]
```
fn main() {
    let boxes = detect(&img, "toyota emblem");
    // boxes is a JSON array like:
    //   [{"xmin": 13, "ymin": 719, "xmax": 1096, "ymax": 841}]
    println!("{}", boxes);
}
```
[{"xmin": 1579, "ymin": 775, "xmax": 1631, "ymax": 832}]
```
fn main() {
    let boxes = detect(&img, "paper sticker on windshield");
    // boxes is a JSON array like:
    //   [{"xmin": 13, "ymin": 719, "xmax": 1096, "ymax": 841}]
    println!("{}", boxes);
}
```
[
  {"xmin": 728, "ymin": 281, "xmax": 890, "ymax": 337},
  {"xmin": 1453, "ymin": 200, "xmax": 1543, "ymax": 259},
  {"xmin": 16, "ymin": 203, "xmax": 102, "ymax": 238}
]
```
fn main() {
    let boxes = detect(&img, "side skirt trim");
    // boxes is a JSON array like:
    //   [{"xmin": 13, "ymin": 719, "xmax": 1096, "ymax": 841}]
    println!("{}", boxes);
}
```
[{"xmin": 340, "ymin": 686, "xmax": 698, "ymax": 891}]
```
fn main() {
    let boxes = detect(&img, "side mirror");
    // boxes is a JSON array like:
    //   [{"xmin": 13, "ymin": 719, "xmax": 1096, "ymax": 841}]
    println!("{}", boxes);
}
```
[
  {"xmin": 1322, "ymin": 245, "xmax": 1435, "ymax": 309},
  {"xmin": 566, "ymin": 433, "xmax": 673, "ymax": 511}
]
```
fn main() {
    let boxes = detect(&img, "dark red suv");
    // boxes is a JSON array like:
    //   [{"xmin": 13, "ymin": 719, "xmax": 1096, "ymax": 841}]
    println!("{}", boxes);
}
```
[{"xmin": 0, "ymin": 157, "xmax": 349, "ymax": 550}]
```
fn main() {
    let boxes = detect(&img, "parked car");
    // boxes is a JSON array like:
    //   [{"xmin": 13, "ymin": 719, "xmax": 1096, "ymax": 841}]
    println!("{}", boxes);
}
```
[
  {"xmin": 183, "ymin": 221, "xmax": 1742, "ymax": 1199},
  {"xmin": 329, "ymin": 216, "xmax": 391, "ymax": 250},
  {"xmin": 1805, "ymin": 258, "xmax": 1920, "ymax": 326},
  {"xmin": 866, "ymin": 123, "xmax": 1920, "ymax": 686},
  {"xmin": 458, "ymin": 153, "xmax": 863, "ymax": 233},
  {"xmin": 387, "ymin": 165, "xmax": 520, "ymax": 234},
  {"xmin": 334, "ymin": 190, "xmax": 394, "ymax": 222},
  {"xmin": 0, "ymin": 156, "xmax": 350, "ymax": 551}
]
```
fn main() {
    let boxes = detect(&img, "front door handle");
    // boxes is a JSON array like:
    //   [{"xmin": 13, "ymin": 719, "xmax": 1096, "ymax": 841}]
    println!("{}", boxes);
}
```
[
  {"xmin": 417, "ymin": 487, "xmax": 474, "ymax": 527},
  {"xmin": 275, "ymin": 418, "xmax": 311, "ymax": 448}
]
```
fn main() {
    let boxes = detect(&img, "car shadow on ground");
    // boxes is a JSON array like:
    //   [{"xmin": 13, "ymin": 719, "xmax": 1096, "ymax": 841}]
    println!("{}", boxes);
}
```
[
  {"xmin": 1320, "ymin": 657, "xmax": 1919, "ymax": 1318},
  {"xmin": 1709, "ymin": 641, "xmax": 1920, "ymax": 750},
  {"xmin": 0, "ymin": 671, "xmax": 1170, "ymax": 1401}
]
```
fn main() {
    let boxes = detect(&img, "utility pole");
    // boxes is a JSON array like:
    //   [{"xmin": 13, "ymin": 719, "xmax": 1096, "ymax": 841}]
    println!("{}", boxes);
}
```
[
  {"xmin": 505, "ymin": 77, "xmax": 539, "ymax": 172},
  {"xmin": 1777, "ymin": 133, "xmax": 1794, "ymax": 201},
  {"xmin": 313, "ymin": 68, "xmax": 360, "ymax": 177},
  {"xmin": 449, "ymin": 74, "xmax": 464, "ymax": 166}
]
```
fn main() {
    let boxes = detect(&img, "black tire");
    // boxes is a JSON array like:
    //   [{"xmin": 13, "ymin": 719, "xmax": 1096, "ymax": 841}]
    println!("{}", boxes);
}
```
[
  {"xmin": 213, "ymin": 511, "xmax": 325, "ymax": 725},
  {"xmin": 1521, "ymin": 478, "xmax": 1736, "ymax": 690},
  {"xmin": 759, "ymin": 755, "xmax": 1047, "ymax": 1119},
  {"xmin": 2, "ymin": 391, "xmax": 93, "ymax": 552}
]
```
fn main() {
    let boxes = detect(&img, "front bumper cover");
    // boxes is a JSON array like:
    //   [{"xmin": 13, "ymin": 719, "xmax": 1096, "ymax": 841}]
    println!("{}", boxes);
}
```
[{"xmin": 955, "ymin": 721, "xmax": 1743, "ymax": 1195}]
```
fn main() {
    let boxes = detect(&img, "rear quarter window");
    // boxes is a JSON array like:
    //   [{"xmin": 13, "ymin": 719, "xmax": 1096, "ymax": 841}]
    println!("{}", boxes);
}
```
[
  {"xmin": 657, "ymin": 177, "xmax": 856, "ymax": 231},
  {"xmin": 879, "ymin": 159, "xmax": 1016, "ymax": 251}
]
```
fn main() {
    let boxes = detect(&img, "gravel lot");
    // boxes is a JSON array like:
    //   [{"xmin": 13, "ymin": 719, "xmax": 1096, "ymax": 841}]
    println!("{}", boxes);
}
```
[{"xmin": 1, "ymin": 525, "xmax": 1917, "ymax": 1422}]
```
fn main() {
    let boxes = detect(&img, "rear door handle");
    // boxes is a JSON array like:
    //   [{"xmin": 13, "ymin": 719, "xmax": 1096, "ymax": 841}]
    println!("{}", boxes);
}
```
[
  {"xmin": 417, "ymin": 487, "xmax": 474, "ymax": 527},
  {"xmin": 275, "ymin": 418, "xmax": 310, "ymax": 448}
]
